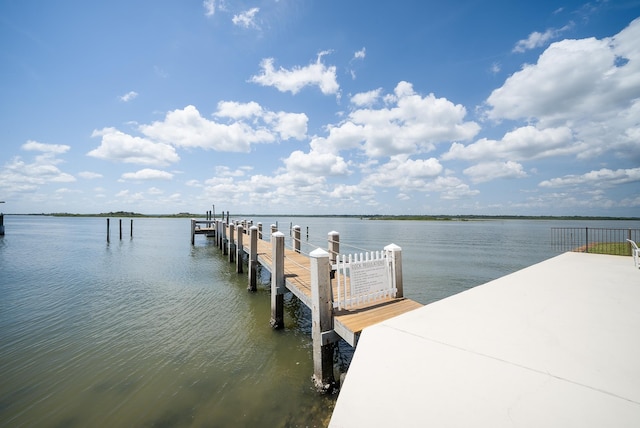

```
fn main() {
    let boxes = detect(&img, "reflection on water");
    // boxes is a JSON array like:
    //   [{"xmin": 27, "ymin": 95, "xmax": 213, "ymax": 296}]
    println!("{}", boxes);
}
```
[{"xmin": 1, "ymin": 216, "xmax": 637, "ymax": 426}]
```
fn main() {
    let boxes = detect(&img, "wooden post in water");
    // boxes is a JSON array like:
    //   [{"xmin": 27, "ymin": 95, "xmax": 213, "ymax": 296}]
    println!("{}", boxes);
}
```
[
  {"xmin": 385, "ymin": 243, "xmax": 403, "ymax": 298},
  {"xmin": 248, "ymin": 226, "xmax": 258, "ymax": 292},
  {"xmin": 236, "ymin": 224, "xmax": 244, "ymax": 273},
  {"xmin": 270, "ymin": 231, "xmax": 285, "ymax": 329},
  {"xmin": 258, "ymin": 223, "xmax": 263, "ymax": 240},
  {"xmin": 190, "ymin": 219, "xmax": 196, "ymax": 245},
  {"xmin": 107, "ymin": 218, "xmax": 110, "ymax": 243},
  {"xmin": 222, "ymin": 222, "xmax": 228, "ymax": 255},
  {"xmin": 229, "ymin": 223, "xmax": 236, "ymax": 263},
  {"xmin": 0, "ymin": 213, "xmax": 4, "ymax": 236},
  {"xmin": 130, "ymin": 219, "xmax": 133, "ymax": 238},
  {"xmin": 119, "ymin": 219, "xmax": 122, "ymax": 240},
  {"xmin": 293, "ymin": 225, "xmax": 301, "ymax": 253},
  {"xmin": 310, "ymin": 248, "xmax": 337, "ymax": 392}
]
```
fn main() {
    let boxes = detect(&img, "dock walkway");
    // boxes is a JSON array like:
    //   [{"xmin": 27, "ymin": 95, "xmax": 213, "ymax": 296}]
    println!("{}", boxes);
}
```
[{"xmin": 191, "ymin": 218, "xmax": 422, "ymax": 390}]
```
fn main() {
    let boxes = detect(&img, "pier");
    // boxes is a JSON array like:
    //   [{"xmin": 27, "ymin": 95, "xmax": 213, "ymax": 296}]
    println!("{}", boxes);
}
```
[{"xmin": 190, "ymin": 217, "xmax": 422, "ymax": 391}]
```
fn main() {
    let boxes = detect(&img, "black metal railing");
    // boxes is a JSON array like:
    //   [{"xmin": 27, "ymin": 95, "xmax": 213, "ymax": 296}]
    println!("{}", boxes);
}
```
[{"xmin": 551, "ymin": 227, "xmax": 640, "ymax": 255}]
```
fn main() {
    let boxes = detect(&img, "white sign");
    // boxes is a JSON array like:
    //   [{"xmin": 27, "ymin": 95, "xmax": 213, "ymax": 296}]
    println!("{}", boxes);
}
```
[{"xmin": 350, "ymin": 258, "xmax": 388, "ymax": 296}]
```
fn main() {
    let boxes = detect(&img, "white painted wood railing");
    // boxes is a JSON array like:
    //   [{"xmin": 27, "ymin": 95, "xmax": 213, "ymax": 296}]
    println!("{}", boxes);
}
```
[{"xmin": 332, "ymin": 244, "xmax": 402, "ymax": 310}]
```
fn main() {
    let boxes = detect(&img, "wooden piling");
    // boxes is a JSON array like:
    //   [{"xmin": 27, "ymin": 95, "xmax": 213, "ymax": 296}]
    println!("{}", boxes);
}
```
[
  {"xmin": 107, "ymin": 218, "xmax": 110, "ymax": 243},
  {"xmin": 222, "ymin": 222, "xmax": 228, "ymax": 255},
  {"xmin": 236, "ymin": 224, "xmax": 244, "ymax": 273},
  {"xmin": 270, "ymin": 231, "xmax": 285, "ymax": 329},
  {"xmin": 310, "ymin": 248, "xmax": 337, "ymax": 392},
  {"xmin": 130, "ymin": 219, "xmax": 133, "ymax": 238},
  {"xmin": 190, "ymin": 219, "xmax": 196, "ymax": 245},
  {"xmin": 229, "ymin": 223, "xmax": 236, "ymax": 263},
  {"xmin": 248, "ymin": 226, "xmax": 258, "ymax": 292},
  {"xmin": 258, "ymin": 223, "xmax": 263, "ymax": 239}
]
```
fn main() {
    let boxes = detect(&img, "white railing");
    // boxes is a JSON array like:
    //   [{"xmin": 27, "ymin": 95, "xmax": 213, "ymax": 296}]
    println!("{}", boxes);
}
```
[{"xmin": 332, "ymin": 246, "xmax": 400, "ymax": 310}]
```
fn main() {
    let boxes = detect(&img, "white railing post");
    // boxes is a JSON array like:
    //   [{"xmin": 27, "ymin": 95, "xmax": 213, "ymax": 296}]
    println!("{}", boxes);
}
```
[
  {"xmin": 248, "ymin": 226, "xmax": 258, "ymax": 292},
  {"xmin": 310, "ymin": 248, "xmax": 337, "ymax": 392},
  {"xmin": 293, "ymin": 225, "xmax": 301, "ymax": 253},
  {"xmin": 270, "ymin": 232, "xmax": 285, "ymax": 329},
  {"xmin": 384, "ymin": 243, "xmax": 403, "ymax": 298},
  {"xmin": 236, "ymin": 224, "xmax": 244, "ymax": 273},
  {"xmin": 328, "ymin": 231, "xmax": 340, "ymax": 265}
]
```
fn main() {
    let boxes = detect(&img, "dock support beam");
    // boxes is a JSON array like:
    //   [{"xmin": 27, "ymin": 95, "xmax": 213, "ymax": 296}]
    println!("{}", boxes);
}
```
[
  {"xmin": 236, "ymin": 224, "xmax": 244, "ymax": 273},
  {"xmin": 270, "ymin": 231, "xmax": 285, "ymax": 329},
  {"xmin": 248, "ymin": 226, "xmax": 258, "ymax": 292},
  {"xmin": 310, "ymin": 248, "xmax": 337, "ymax": 392}
]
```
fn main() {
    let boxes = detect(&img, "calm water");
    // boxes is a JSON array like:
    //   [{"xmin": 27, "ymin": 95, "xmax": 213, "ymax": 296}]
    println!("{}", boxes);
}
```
[{"xmin": 1, "ymin": 215, "xmax": 637, "ymax": 427}]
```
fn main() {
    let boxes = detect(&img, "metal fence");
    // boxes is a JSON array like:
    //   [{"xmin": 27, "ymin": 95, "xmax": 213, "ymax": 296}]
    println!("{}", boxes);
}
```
[{"xmin": 551, "ymin": 227, "xmax": 640, "ymax": 255}]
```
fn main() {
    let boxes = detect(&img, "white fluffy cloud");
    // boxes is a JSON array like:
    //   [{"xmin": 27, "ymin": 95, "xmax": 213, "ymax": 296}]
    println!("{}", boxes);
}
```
[
  {"xmin": 121, "ymin": 168, "xmax": 174, "ymax": 181},
  {"xmin": 443, "ymin": 126, "xmax": 578, "ymax": 162},
  {"xmin": 232, "ymin": 7, "xmax": 259, "ymax": 29},
  {"xmin": 328, "ymin": 81, "xmax": 480, "ymax": 158},
  {"xmin": 463, "ymin": 161, "xmax": 528, "ymax": 184},
  {"xmin": 88, "ymin": 128, "xmax": 180, "ymax": 166},
  {"xmin": 539, "ymin": 167, "xmax": 640, "ymax": 188},
  {"xmin": 249, "ymin": 51, "xmax": 340, "ymax": 95}
]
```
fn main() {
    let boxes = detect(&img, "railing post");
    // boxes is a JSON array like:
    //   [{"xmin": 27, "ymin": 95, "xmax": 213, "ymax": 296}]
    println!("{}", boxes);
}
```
[
  {"xmin": 585, "ymin": 227, "xmax": 589, "ymax": 253},
  {"xmin": 384, "ymin": 243, "xmax": 403, "ymax": 298},
  {"xmin": 229, "ymin": 223, "xmax": 236, "ymax": 263},
  {"xmin": 270, "ymin": 232, "xmax": 285, "ymax": 329},
  {"xmin": 310, "ymin": 248, "xmax": 337, "ymax": 392},
  {"xmin": 328, "ymin": 231, "xmax": 339, "ymax": 279},
  {"xmin": 248, "ymin": 226, "xmax": 258, "ymax": 292},
  {"xmin": 236, "ymin": 224, "xmax": 244, "ymax": 273},
  {"xmin": 190, "ymin": 219, "xmax": 196, "ymax": 245},
  {"xmin": 328, "ymin": 231, "xmax": 339, "ymax": 265},
  {"xmin": 293, "ymin": 225, "xmax": 301, "ymax": 253},
  {"xmin": 258, "ymin": 223, "xmax": 263, "ymax": 240}
]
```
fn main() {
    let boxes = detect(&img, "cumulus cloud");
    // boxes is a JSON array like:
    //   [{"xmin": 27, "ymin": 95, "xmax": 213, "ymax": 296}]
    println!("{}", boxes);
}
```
[
  {"xmin": 325, "ymin": 81, "xmax": 480, "ymax": 158},
  {"xmin": 249, "ymin": 51, "xmax": 340, "ymax": 95},
  {"xmin": 119, "ymin": 91, "xmax": 138, "ymax": 102},
  {"xmin": 22, "ymin": 140, "xmax": 70, "ymax": 154},
  {"xmin": 232, "ymin": 7, "xmax": 259, "ymax": 29},
  {"xmin": 512, "ymin": 24, "xmax": 573, "ymax": 53},
  {"xmin": 88, "ymin": 128, "xmax": 180, "ymax": 166},
  {"xmin": 539, "ymin": 167, "xmax": 640, "ymax": 188},
  {"xmin": 0, "ymin": 143, "xmax": 75, "ymax": 196},
  {"xmin": 350, "ymin": 88, "xmax": 382, "ymax": 107},
  {"xmin": 484, "ymin": 17, "xmax": 640, "ymax": 164},
  {"xmin": 121, "ymin": 168, "xmax": 174, "ymax": 181},
  {"xmin": 463, "ymin": 161, "xmax": 528, "ymax": 184},
  {"xmin": 442, "ymin": 125, "xmax": 578, "ymax": 162},
  {"xmin": 78, "ymin": 171, "xmax": 103, "ymax": 179},
  {"xmin": 283, "ymin": 150, "xmax": 350, "ymax": 176},
  {"xmin": 203, "ymin": 0, "xmax": 216, "ymax": 17}
]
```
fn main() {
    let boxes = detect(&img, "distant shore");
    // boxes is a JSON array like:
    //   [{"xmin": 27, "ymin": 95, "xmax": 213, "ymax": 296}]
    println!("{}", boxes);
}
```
[{"xmin": 8, "ymin": 212, "xmax": 640, "ymax": 221}]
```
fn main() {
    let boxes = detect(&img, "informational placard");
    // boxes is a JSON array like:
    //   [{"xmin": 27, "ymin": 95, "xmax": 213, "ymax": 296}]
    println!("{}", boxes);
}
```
[{"xmin": 350, "ymin": 258, "xmax": 389, "ymax": 296}]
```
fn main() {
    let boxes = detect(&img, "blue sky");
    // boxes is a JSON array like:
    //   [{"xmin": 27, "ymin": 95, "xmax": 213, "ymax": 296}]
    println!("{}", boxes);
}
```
[{"xmin": 1, "ymin": 1, "xmax": 639, "ymax": 216}]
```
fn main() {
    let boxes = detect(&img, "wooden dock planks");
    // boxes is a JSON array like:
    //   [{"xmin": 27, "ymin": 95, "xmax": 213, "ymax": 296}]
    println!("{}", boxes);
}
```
[{"xmin": 227, "ymin": 224, "xmax": 423, "ymax": 346}]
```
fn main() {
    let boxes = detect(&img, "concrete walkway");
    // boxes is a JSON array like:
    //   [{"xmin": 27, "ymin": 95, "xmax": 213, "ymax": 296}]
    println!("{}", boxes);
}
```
[{"xmin": 330, "ymin": 252, "xmax": 640, "ymax": 427}]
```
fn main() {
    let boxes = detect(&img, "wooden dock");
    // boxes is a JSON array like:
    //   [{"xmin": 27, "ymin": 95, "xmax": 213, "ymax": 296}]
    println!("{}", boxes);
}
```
[{"xmin": 191, "ymin": 218, "xmax": 423, "ymax": 391}]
